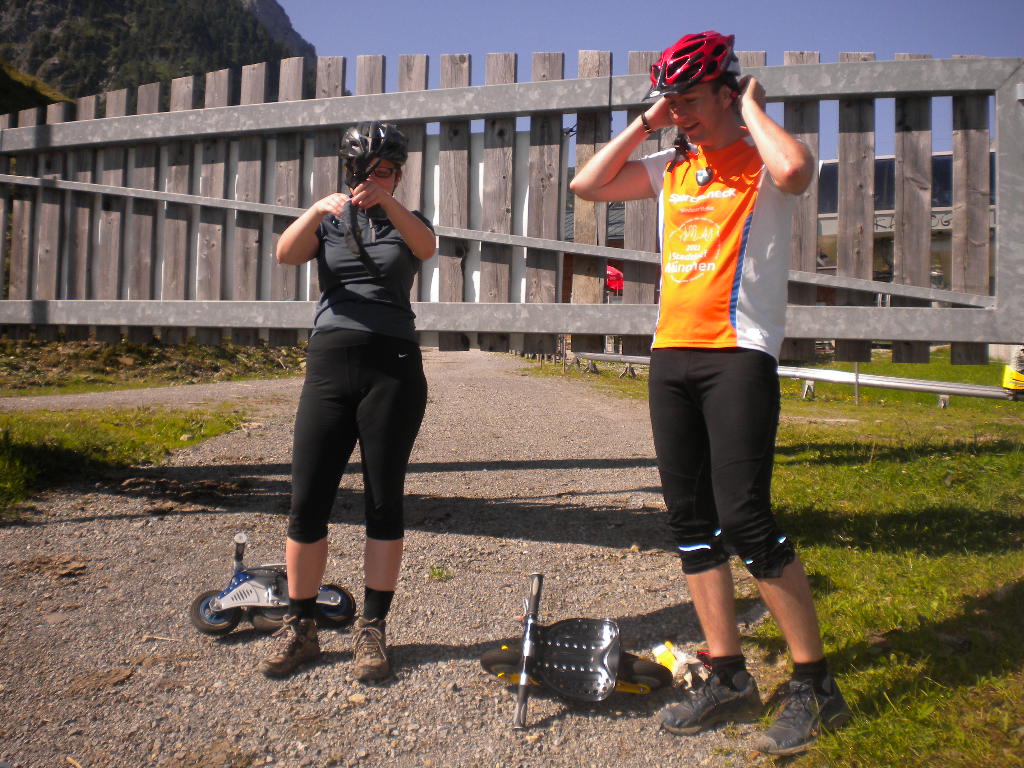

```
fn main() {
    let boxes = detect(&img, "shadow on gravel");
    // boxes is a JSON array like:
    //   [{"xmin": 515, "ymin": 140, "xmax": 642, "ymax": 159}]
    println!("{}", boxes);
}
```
[{"xmin": 29, "ymin": 458, "xmax": 669, "ymax": 551}]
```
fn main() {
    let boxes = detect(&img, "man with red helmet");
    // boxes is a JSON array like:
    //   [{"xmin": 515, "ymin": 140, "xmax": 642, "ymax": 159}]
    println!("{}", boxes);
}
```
[{"xmin": 571, "ymin": 31, "xmax": 849, "ymax": 755}]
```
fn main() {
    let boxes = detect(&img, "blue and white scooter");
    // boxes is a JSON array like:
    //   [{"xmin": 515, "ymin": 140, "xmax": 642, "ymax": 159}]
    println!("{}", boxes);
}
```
[{"xmin": 190, "ymin": 533, "xmax": 355, "ymax": 635}]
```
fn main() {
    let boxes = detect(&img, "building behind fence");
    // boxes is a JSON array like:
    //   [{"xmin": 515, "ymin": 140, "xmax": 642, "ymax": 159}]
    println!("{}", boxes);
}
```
[{"xmin": 0, "ymin": 50, "xmax": 1021, "ymax": 363}]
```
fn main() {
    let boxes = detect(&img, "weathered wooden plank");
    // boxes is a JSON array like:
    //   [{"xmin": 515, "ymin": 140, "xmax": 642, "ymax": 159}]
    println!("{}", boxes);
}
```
[
  {"xmin": 890, "ymin": 53, "xmax": 933, "ymax": 363},
  {"xmin": 524, "ymin": 52, "xmax": 564, "ymax": 355},
  {"xmin": 128, "ymin": 82, "xmax": 161, "ymax": 301},
  {"xmin": 93, "ymin": 91, "xmax": 128, "ymax": 340},
  {"xmin": 162, "ymin": 77, "xmax": 194, "ymax": 300},
  {"xmin": 571, "ymin": 50, "xmax": 611, "ymax": 355},
  {"xmin": 119, "ymin": 82, "xmax": 161, "ymax": 342},
  {"xmin": 310, "ymin": 57, "xmax": 345, "ymax": 302},
  {"xmin": 9, "ymin": 108, "xmax": 38, "ymax": 309},
  {"xmin": 97, "ymin": 90, "xmax": 128, "ymax": 300},
  {"xmin": 437, "ymin": 53, "xmax": 471, "ymax": 351},
  {"xmin": 780, "ymin": 50, "xmax": 819, "ymax": 362},
  {"xmin": 311, "ymin": 57, "xmax": 345, "ymax": 198},
  {"xmin": 36, "ymin": 102, "xmax": 69, "ymax": 306},
  {"xmin": 356, "ymin": 55, "xmax": 385, "ymax": 100},
  {"xmin": 396, "ymin": 54, "xmax": 428, "ymax": 304},
  {"xmin": 66, "ymin": 96, "xmax": 96, "ymax": 338},
  {"xmin": 267, "ymin": 58, "xmax": 305, "ymax": 345},
  {"xmin": 155, "ymin": 77, "xmax": 194, "ymax": 343},
  {"xmin": 478, "ymin": 52, "xmax": 516, "ymax": 353},
  {"xmin": 231, "ymin": 63, "xmax": 267, "ymax": 345},
  {"xmin": 4, "ymin": 107, "xmax": 36, "ymax": 335},
  {"xmin": 0, "ymin": 114, "xmax": 9, "ymax": 302},
  {"xmin": 621, "ymin": 50, "xmax": 661, "ymax": 356},
  {"xmin": 950, "ymin": 56, "xmax": 990, "ymax": 365},
  {"xmin": 835, "ymin": 52, "xmax": 875, "ymax": 362},
  {"xmin": 271, "ymin": 58, "xmax": 304, "ymax": 301},
  {"xmin": 195, "ymin": 68, "xmax": 231, "ymax": 344}
]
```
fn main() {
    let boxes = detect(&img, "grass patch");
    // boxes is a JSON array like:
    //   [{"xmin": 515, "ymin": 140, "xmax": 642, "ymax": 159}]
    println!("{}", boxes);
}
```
[
  {"xmin": 427, "ymin": 564, "xmax": 455, "ymax": 581},
  {"xmin": 0, "ymin": 406, "xmax": 244, "ymax": 523},
  {"xmin": 525, "ymin": 351, "xmax": 1024, "ymax": 768},
  {"xmin": 0, "ymin": 339, "xmax": 305, "ymax": 396},
  {"xmin": 523, "ymin": 356, "xmax": 650, "ymax": 400}
]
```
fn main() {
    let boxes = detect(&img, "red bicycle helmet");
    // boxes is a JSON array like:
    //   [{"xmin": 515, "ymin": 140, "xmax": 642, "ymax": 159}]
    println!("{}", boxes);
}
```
[{"xmin": 647, "ymin": 30, "xmax": 741, "ymax": 99}]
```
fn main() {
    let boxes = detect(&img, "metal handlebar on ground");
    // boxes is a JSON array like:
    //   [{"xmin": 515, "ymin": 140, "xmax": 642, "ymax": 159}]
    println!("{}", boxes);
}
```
[{"xmin": 512, "ymin": 573, "xmax": 544, "ymax": 730}]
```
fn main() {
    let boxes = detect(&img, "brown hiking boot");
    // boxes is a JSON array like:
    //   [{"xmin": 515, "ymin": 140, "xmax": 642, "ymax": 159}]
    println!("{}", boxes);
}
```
[
  {"xmin": 352, "ymin": 617, "xmax": 391, "ymax": 682},
  {"xmin": 260, "ymin": 615, "xmax": 320, "ymax": 678}
]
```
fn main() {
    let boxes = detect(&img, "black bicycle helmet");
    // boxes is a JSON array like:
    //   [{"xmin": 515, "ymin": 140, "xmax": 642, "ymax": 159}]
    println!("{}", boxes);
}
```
[{"xmin": 341, "ymin": 121, "xmax": 408, "ymax": 188}]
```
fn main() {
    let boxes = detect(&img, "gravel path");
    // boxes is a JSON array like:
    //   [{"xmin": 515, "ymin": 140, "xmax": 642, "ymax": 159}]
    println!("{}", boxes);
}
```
[{"xmin": 0, "ymin": 350, "xmax": 771, "ymax": 768}]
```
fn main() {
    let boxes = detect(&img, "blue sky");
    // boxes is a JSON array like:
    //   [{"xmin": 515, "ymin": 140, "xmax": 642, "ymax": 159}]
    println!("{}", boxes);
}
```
[
  {"xmin": 279, "ymin": 0, "xmax": 1021, "ymax": 81},
  {"xmin": 277, "ymin": 0, "xmax": 1021, "ymax": 157}
]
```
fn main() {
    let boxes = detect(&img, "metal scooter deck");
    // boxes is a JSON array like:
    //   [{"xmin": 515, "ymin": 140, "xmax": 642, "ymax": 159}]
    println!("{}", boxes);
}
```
[{"xmin": 535, "ymin": 618, "xmax": 621, "ymax": 702}]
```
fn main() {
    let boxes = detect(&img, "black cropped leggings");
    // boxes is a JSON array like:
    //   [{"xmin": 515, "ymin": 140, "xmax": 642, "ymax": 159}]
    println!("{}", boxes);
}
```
[
  {"xmin": 649, "ymin": 347, "xmax": 795, "ymax": 579},
  {"xmin": 287, "ymin": 331, "xmax": 427, "ymax": 543}
]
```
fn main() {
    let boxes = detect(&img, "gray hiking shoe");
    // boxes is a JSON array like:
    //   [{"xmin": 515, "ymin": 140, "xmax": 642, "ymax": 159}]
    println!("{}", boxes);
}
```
[
  {"xmin": 659, "ymin": 670, "xmax": 763, "ymax": 735},
  {"xmin": 352, "ymin": 617, "xmax": 391, "ymax": 682},
  {"xmin": 260, "ymin": 614, "xmax": 320, "ymax": 678},
  {"xmin": 754, "ymin": 675, "xmax": 851, "ymax": 755}
]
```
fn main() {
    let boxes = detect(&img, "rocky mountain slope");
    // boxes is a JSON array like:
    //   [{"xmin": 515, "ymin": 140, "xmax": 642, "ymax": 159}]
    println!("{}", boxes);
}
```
[{"xmin": 0, "ymin": 0, "xmax": 315, "ymax": 101}]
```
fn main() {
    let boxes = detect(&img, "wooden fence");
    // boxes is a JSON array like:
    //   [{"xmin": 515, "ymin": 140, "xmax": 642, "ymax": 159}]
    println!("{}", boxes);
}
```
[{"xmin": 0, "ymin": 51, "xmax": 1021, "ymax": 362}]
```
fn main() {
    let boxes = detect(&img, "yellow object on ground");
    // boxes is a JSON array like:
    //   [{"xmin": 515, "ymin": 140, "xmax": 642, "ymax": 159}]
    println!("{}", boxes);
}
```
[{"xmin": 1003, "ymin": 365, "xmax": 1024, "ymax": 391}]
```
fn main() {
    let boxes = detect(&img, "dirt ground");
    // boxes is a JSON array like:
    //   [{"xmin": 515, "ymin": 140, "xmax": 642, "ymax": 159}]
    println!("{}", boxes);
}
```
[{"xmin": 0, "ymin": 349, "xmax": 776, "ymax": 768}]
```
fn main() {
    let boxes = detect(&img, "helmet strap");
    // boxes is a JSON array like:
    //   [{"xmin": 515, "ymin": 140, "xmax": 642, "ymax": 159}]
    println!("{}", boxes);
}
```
[{"xmin": 668, "ymin": 133, "xmax": 714, "ymax": 186}]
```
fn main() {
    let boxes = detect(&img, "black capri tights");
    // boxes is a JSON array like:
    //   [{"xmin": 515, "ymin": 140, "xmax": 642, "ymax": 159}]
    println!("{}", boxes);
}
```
[
  {"xmin": 287, "ymin": 331, "xmax": 427, "ymax": 543},
  {"xmin": 649, "ymin": 347, "xmax": 795, "ymax": 580}
]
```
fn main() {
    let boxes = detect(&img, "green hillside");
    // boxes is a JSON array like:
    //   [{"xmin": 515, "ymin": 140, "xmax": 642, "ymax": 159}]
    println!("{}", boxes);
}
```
[{"xmin": 0, "ymin": 0, "xmax": 299, "ymax": 101}]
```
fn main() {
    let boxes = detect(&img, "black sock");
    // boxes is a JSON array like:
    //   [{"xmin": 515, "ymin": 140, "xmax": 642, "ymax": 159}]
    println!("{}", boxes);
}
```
[
  {"xmin": 289, "ymin": 595, "xmax": 318, "ymax": 620},
  {"xmin": 792, "ymin": 658, "xmax": 831, "ymax": 693},
  {"xmin": 363, "ymin": 587, "xmax": 395, "ymax": 622},
  {"xmin": 709, "ymin": 654, "xmax": 747, "ymax": 688}
]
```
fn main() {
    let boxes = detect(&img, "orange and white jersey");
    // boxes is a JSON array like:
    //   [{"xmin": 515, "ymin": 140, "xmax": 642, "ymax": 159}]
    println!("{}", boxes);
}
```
[{"xmin": 639, "ymin": 134, "xmax": 795, "ymax": 360}]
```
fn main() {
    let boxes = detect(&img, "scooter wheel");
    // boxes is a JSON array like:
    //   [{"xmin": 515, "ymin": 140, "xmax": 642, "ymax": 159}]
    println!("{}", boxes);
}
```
[
  {"xmin": 316, "ymin": 584, "xmax": 356, "ymax": 628},
  {"xmin": 620, "ymin": 652, "xmax": 674, "ymax": 691},
  {"xmin": 480, "ymin": 648, "xmax": 534, "ymax": 686},
  {"xmin": 250, "ymin": 607, "xmax": 287, "ymax": 633},
  {"xmin": 190, "ymin": 589, "xmax": 242, "ymax": 635}
]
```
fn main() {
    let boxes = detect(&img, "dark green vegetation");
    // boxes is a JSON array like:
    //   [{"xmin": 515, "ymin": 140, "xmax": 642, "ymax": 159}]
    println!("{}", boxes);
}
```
[
  {"xmin": 0, "ymin": 342, "xmax": 299, "ymax": 524},
  {"xmin": 0, "ymin": 406, "xmax": 243, "ymax": 523},
  {"xmin": 0, "ymin": 59, "xmax": 70, "ymax": 114},
  {"xmin": 528, "ymin": 351, "xmax": 1024, "ymax": 768},
  {"xmin": 0, "ymin": 338, "xmax": 297, "ymax": 522},
  {"xmin": 0, "ymin": 338, "xmax": 305, "ymax": 396},
  {"xmin": 1, "ymin": 0, "xmax": 294, "ymax": 101}
]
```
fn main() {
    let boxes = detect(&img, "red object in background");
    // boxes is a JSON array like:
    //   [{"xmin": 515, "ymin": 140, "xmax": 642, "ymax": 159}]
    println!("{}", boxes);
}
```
[{"xmin": 606, "ymin": 265, "xmax": 624, "ymax": 292}]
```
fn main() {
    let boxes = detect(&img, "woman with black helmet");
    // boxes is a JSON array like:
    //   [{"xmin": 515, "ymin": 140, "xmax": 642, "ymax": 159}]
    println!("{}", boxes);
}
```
[{"xmin": 261, "ymin": 121, "xmax": 435, "ymax": 682}]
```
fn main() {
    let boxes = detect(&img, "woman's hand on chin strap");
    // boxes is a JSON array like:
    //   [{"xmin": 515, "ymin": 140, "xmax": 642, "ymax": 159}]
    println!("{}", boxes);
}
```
[
  {"xmin": 313, "ymin": 192, "xmax": 349, "ymax": 217},
  {"xmin": 349, "ymin": 179, "xmax": 393, "ymax": 211}
]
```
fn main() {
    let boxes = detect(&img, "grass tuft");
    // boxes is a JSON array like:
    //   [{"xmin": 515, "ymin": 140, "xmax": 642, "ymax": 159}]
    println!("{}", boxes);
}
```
[{"xmin": 427, "ymin": 564, "xmax": 455, "ymax": 581}]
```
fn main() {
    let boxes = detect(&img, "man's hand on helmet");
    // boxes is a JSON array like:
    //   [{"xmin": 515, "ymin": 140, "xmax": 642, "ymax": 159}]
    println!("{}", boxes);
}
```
[
  {"xmin": 737, "ymin": 75, "xmax": 766, "ymax": 112},
  {"xmin": 642, "ymin": 96, "xmax": 675, "ymax": 133}
]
